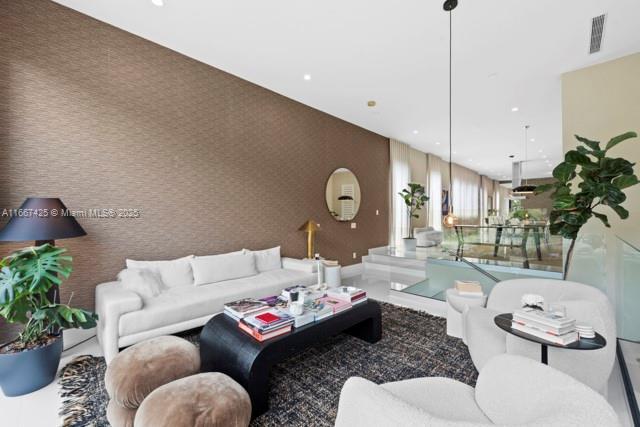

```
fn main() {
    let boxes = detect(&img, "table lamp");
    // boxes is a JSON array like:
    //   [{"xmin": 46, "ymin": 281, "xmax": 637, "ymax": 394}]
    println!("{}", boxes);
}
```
[{"xmin": 298, "ymin": 219, "xmax": 319, "ymax": 259}]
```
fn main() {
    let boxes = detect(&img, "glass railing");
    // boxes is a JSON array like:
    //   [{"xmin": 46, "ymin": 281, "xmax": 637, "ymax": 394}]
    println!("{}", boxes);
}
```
[
  {"xmin": 615, "ymin": 236, "xmax": 640, "ymax": 342},
  {"xmin": 387, "ymin": 245, "xmax": 562, "ymax": 302}
]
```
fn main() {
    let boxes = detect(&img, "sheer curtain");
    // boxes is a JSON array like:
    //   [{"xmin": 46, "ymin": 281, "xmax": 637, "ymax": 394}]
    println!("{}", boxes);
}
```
[
  {"xmin": 389, "ymin": 139, "xmax": 411, "ymax": 246},
  {"xmin": 451, "ymin": 163, "xmax": 481, "ymax": 224},
  {"xmin": 496, "ymin": 184, "xmax": 511, "ymax": 218},
  {"xmin": 480, "ymin": 176, "xmax": 494, "ymax": 224},
  {"xmin": 426, "ymin": 154, "xmax": 444, "ymax": 230},
  {"xmin": 409, "ymin": 148, "xmax": 428, "ymax": 228}
]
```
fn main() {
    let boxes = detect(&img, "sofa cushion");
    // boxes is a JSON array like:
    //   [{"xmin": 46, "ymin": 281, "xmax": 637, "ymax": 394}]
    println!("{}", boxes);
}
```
[
  {"xmin": 118, "ymin": 268, "xmax": 316, "ymax": 337},
  {"xmin": 191, "ymin": 252, "xmax": 257, "ymax": 286},
  {"xmin": 117, "ymin": 268, "xmax": 163, "ymax": 301},
  {"xmin": 245, "ymin": 246, "xmax": 281, "ymax": 273},
  {"xmin": 126, "ymin": 255, "xmax": 194, "ymax": 288}
]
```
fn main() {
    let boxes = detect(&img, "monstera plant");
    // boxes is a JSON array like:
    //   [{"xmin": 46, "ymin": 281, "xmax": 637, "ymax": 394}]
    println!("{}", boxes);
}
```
[
  {"xmin": 0, "ymin": 244, "xmax": 97, "ymax": 396},
  {"xmin": 535, "ymin": 131, "xmax": 639, "ymax": 279}
]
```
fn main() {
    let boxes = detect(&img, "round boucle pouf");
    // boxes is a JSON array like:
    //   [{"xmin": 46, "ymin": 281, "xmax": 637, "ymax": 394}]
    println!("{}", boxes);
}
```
[
  {"xmin": 106, "ymin": 399, "xmax": 137, "ymax": 427},
  {"xmin": 105, "ymin": 336, "xmax": 200, "ymax": 409},
  {"xmin": 134, "ymin": 373, "xmax": 252, "ymax": 427}
]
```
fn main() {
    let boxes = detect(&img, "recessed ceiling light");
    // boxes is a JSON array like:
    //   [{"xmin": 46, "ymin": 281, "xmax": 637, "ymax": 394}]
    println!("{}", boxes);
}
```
[
  {"xmin": 538, "ymin": 149, "xmax": 543, "ymax": 153},
  {"xmin": 435, "ymin": 142, "xmax": 441, "ymax": 145},
  {"xmin": 367, "ymin": 100, "xmax": 376, "ymax": 107},
  {"xmin": 413, "ymin": 130, "xmax": 419, "ymax": 135},
  {"xmin": 151, "ymin": 0, "xmax": 164, "ymax": 6},
  {"xmin": 511, "ymin": 107, "xmax": 519, "ymax": 112},
  {"xmin": 530, "ymin": 138, "xmax": 535, "ymax": 142},
  {"xmin": 303, "ymin": 74, "xmax": 311, "ymax": 81},
  {"xmin": 542, "ymin": 155, "xmax": 547, "ymax": 159},
  {"xmin": 453, "ymin": 151, "xmax": 457, "ymax": 154}
]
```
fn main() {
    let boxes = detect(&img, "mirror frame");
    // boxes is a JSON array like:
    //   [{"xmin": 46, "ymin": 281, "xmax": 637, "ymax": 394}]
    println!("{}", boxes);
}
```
[{"xmin": 324, "ymin": 168, "xmax": 361, "ymax": 222}]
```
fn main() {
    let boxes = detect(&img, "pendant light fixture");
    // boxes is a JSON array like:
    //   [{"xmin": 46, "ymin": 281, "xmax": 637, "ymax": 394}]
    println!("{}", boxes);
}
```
[
  {"xmin": 512, "ymin": 125, "xmax": 537, "ymax": 195},
  {"xmin": 442, "ymin": 0, "xmax": 458, "ymax": 228}
]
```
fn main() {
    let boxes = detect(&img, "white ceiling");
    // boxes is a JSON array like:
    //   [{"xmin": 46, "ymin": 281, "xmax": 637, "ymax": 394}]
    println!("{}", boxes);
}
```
[{"xmin": 53, "ymin": 0, "xmax": 640, "ymax": 180}]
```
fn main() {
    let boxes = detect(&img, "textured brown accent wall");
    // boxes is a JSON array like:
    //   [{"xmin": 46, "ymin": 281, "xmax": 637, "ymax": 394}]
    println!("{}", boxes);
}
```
[{"xmin": 0, "ymin": 0, "xmax": 389, "ymax": 320}]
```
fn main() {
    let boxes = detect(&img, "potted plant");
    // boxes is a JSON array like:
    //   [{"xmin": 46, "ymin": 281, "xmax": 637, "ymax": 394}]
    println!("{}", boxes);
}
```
[
  {"xmin": 398, "ymin": 183, "xmax": 429, "ymax": 251},
  {"xmin": 535, "ymin": 131, "xmax": 639, "ymax": 279},
  {"xmin": 0, "ymin": 244, "xmax": 97, "ymax": 396}
]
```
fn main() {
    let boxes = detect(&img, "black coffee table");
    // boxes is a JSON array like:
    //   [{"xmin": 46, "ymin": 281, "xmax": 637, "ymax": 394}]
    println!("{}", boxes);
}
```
[
  {"xmin": 494, "ymin": 313, "xmax": 606, "ymax": 365},
  {"xmin": 200, "ymin": 300, "xmax": 382, "ymax": 417}
]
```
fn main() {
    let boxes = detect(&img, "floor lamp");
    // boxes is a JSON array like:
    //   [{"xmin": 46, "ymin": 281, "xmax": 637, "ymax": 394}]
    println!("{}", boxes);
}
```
[{"xmin": 0, "ymin": 197, "xmax": 87, "ymax": 303}]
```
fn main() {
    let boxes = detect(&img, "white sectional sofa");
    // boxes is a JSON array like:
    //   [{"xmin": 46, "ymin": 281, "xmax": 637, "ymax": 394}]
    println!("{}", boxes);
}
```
[{"xmin": 96, "ymin": 247, "xmax": 317, "ymax": 363}]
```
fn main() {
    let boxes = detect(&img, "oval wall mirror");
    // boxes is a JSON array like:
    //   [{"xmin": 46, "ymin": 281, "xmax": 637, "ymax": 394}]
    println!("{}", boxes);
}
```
[{"xmin": 325, "ymin": 168, "xmax": 361, "ymax": 222}]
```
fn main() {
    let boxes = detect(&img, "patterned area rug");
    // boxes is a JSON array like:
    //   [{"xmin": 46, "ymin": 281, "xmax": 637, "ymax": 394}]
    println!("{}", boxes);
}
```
[{"xmin": 59, "ymin": 302, "xmax": 478, "ymax": 426}]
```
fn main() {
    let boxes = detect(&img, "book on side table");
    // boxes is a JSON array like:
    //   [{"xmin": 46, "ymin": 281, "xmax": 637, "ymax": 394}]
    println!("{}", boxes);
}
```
[{"xmin": 511, "ymin": 308, "xmax": 578, "ymax": 345}]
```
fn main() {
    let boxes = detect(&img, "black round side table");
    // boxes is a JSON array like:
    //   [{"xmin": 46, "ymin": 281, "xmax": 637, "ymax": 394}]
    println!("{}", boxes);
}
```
[{"xmin": 494, "ymin": 313, "xmax": 606, "ymax": 365}]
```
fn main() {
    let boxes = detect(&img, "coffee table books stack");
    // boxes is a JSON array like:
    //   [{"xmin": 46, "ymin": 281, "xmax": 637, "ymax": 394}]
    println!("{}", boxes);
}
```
[
  {"xmin": 327, "ymin": 286, "xmax": 368, "ymax": 305},
  {"xmin": 223, "ymin": 285, "xmax": 368, "ymax": 342},
  {"xmin": 224, "ymin": 298, "xmax": 271, "ymax": 321},
  {"xmin": 511, "ymin": 309, "xmax": 578, "ymax": 345},
  {"xmin": 238, "ymin": 309, "xmax": 295, "ymax": 342}
]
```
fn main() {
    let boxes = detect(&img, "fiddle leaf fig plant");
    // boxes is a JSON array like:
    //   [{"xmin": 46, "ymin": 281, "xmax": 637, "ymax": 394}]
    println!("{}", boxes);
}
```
[
  {"xmin": 0, "ymin": 244, "xmax": 98, "ymax": 352},
  {"xmin": 535, "ymin": 131, "xmax": 639, "ymax": 279},
  {"xmin": 399, "ymin": 183, "xmax": 429, "ymax": 239}
]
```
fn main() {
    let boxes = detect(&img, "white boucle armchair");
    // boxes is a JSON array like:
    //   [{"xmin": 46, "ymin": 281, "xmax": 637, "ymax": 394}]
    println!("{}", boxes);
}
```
[
  {"xmin": 463, "ymin": 278, "xmax": 616, "ymax": 393},
  {"xmin": 335, "ymin": 354, "xmax": 620, "ymax": 426}
]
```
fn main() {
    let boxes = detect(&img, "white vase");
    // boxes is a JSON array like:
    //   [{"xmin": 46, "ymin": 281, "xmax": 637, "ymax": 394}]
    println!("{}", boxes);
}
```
[{"xmin": 402, "ymin": 238, "xmax": 417, "ymax": 252}]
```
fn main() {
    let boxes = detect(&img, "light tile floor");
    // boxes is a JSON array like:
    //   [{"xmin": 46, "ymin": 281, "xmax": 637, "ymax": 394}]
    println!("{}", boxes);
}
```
[{"xmin": 1, "ymin": 273, "xmax": 634, "ymax": 426}]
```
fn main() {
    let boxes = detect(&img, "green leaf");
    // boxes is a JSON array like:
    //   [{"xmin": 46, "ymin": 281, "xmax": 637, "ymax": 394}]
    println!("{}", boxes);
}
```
[
  {"xmin": 592, "ymin": 212, "xmax": 611, "ymax": 228},
  {"xmin": 611, "ymin": 205, "xmax": 629, "ymax": 220},
  {"xmin": 603, "ymin": 185, "xmax": 626, "ymax": 205},
  {"xmin": 565, "ymin": 150, "xmax": 591, "ymax": 165},
  {"xmin": 612, "ymin": 174, "xmax": 639, "ymax": 190},
  {"xmin": 599, "ymin": 158, "xmax": 634, "ymax": 177},
  {"xmin": 552, "ymin": 194, "xmax": 576, "ymax": 210},
  {"xmin": 553, "ymin": 162, "xmax": 576, "ymax": 183},
  {"xmin": 605, "ymin": 131, "xmax": 637, "ymax": 151},
  {"xmin": 575, "ymin": 135, "xmax": 601, "ymax": 151}
]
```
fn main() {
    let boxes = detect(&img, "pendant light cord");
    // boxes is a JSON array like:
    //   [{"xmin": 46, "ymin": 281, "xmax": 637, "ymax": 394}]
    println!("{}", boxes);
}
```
[
  {"xmin": 524, "ymin": 125, "xmax": 529, "ymax": 186},
  {"xmin": 448, "ymin": 8, "xmax": 453, "ymax": 214}
]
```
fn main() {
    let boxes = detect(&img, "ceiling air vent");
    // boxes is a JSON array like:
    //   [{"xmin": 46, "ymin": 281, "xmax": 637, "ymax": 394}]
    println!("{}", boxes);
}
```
[{"xmin": 589, "ymin": 14, "xmax": 606, "ymax": 54}]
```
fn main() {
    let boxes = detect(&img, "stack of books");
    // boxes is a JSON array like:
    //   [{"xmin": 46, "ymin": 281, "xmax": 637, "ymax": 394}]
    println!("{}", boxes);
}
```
[
  {"xmin": 512, "ymin": 309, "xmax": 578, "ymax": 345},
  {"xmin": 239, "ymin": 309, "xmax": 294, "ymax": 342},
  {"xmin": 327, "ymin": 286, "xmax": 367, "ymax": 305},
  {"xmin": 282, "ymin": 307, "xmax": 315, "ymax": 327},
  {"xmin": 454, "ymin": 280, "xmax": 483, "ymax": 296},
  {"xmin": 305, "ymin": 299, "xmax": 333, "ymax": 321},
  {"xmin": 224, "ymin": 298, "xmax": 270, "ymax": 321},
  {"xmin": 319, "ymin": 296, "xmax": 351, "ymax": 314}
]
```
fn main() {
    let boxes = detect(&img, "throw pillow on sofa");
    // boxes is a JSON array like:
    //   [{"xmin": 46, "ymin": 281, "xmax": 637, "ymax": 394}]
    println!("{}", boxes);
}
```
[
  {"xmin": 191, "ymin": 252, "xmax": 257, "ymax": 286},
  {"xmin": 126, "ymin": 255, "xmax": 195, "ymax": 288},
  {"xmin": 117, "ymin": 268, "xmax": 164, "ymax": 301},
  {"xmin": 244, "ymin": 246, "xmax": 281, "ymax": 272}
]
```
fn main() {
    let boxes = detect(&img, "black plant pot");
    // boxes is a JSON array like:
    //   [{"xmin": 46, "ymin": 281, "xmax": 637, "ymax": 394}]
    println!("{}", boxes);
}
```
[{"xmin": 0, "ymin": 335, "xmax": 63, "ymax": 397}]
